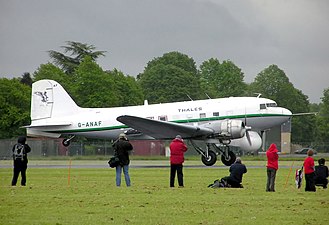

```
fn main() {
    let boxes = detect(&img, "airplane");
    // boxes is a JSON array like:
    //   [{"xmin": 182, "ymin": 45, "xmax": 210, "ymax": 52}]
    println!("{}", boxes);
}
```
[{"xmin": 26, "ymin": 79, "xmax": 292, "ymax": 166}]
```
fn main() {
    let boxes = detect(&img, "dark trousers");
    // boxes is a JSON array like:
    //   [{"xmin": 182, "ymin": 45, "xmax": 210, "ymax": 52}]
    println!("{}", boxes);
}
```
[
  {"xmin": 305, "ymin": 172, "xmax": 316, "ymax": 192},
  {"xmin": 170, "ymin": 164, "xmax": 183, "ymax": 187},
  {"xmin": 266, "ymin": 168, "xmax": 277, "ymax": 192},
  {"xmin": 12, "ymin": 162, "xmax": 27, "ymax": 186},
  {"xmin": 221, "ymin": 176, "xmax": 242, "ymax": 188},
  {"xmin": 315, "ymin": 177, "xmax": 328, "ymax": 188}
]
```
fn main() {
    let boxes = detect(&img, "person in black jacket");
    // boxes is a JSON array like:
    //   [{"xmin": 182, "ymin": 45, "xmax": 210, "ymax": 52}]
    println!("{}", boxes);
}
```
[
  {"xmin": 221, "ymin": 157, "xmax": 247, "ymax": 188},
  {"xmin": 11, "ymin": 136, "xmax": 31, "ymax": 186},
  {"xmin": 113, "ymin": 133, "xmax": 133, "ymax": 187},
  {"xmin": 315, "ymin": 158, "xmax": 328, "ymax": 189}
]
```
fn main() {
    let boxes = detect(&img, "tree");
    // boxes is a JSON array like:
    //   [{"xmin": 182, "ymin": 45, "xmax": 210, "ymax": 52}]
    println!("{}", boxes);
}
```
[
  {"xmin": 0, "ymin": 78, "xmax": 31, "ymax": 138},
  {"xmin": 33, "ymin": 63, "xmax": 73, "ymax": 90},
  {"xmin": 249, "ymin": 65, "xmax": 315, "ymax": 143},
  {"xmin": 144, "ymin": 51, "xmax": 198, "ymax": 75},
  {"xmin": 315, "ymin": 88, "xmax": 329, "ymax": 151},
  {"xmin": 72, "ymin": 56, "xmax": 118, "ymax": 107},
  {"xmin": 20, "ymin": 72, "xmax": 33, "ymax": 87},
  {"xmin": 108, "ymin": 69, "xmax": 144, "ymax": 107},
  {"xmin": 138, "ymin": 52, "xmax": 201, "ymax": 103},
  {"xmin": 48, "ymin": 41, "xmax": 106, "ymax": 74},
  {"xmin": 199, "ymin": 59, "xmax": 247, "ymax": 98}
]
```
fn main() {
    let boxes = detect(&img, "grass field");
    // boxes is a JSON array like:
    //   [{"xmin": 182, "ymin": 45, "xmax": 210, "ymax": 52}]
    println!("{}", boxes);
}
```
[{"xmin": 0, "ymin": 160, "xmax": 328, "ymax": 225}]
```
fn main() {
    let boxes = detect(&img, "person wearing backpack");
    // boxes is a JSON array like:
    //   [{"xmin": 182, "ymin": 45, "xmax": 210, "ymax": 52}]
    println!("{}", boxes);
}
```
[{"xmin": 11, "ymin": 136, "xmax": 31, "ymax": 186}]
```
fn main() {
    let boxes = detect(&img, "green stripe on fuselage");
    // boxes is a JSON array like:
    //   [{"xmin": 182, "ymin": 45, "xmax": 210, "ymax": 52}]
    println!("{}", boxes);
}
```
[{"xmin": 46, "ymin": 114, "xmax": 289, "ymax": 134}]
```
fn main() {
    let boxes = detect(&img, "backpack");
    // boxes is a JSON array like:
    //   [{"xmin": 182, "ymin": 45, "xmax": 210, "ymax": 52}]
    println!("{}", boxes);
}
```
[{"xmin": 13, "ymin": 143, "xmax": 25, "ymax": 161}]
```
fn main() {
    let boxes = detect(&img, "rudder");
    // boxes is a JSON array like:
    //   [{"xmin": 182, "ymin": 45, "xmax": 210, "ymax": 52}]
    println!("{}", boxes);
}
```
[{"xmin": 31, "ymin": 80, "xmax": 80, "ymax": 120}]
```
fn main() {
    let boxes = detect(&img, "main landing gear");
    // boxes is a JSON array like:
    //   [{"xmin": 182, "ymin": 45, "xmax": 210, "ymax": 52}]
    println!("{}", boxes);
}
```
[{"xmin": 190, "ymin": 140, "xmax": 236, "ymax": 166}]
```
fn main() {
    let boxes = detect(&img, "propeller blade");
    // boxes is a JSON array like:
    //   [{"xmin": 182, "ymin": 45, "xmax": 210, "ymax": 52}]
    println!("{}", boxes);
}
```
[{"xmin": 246, "ymin": 130, "xmax": 252, "ymax": 146}]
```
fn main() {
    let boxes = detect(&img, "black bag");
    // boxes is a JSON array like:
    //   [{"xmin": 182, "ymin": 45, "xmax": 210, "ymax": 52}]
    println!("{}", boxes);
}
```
[{"xmin": 108, "ymin": 156, "xmax": 120, "ymax": 168}]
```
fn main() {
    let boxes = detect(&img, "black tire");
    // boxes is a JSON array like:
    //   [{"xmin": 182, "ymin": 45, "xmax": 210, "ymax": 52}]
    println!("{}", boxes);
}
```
[
  {"xmin": 221, "ymin": 151, "xmax": 236, "ymax": 166},
  {"xmin": 62, "ymin": 139, "xmax": 71, "ymax": 147},
  {"xmin": 201, "ymin": 151, "xmax": 217, "ymax": 166}
]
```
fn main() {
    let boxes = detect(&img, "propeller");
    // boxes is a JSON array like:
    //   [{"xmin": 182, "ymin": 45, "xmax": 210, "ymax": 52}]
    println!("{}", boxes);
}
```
[
  {"xmin": 244, "ymin": 110, "xmax": 252, "ymax": 146},
  {"xmin": 245, "ymin": 126, "xmax": 252, "ymax": 146}
]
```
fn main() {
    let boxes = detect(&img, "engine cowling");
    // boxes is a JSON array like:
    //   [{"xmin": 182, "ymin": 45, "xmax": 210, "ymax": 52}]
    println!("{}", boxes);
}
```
[{"xmin": 218, "ymin": 119, "xmax": 246, "ymax": 139}]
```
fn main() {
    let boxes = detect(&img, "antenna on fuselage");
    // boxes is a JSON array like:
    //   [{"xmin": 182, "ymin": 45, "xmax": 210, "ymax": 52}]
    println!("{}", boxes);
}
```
[
  {"xmin": 205, "ymin": 93, "xmax": 212, "ymax": 99},
  {"xmin": 254, "ymin": 93, "xmax": 262, "ymax": 98},
  {"xmin": 186, "ymin": 94, "xmax": 193, "ymax": 101}
]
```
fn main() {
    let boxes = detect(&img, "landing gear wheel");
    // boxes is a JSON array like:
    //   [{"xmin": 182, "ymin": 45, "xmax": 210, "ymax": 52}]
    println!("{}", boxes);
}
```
[
  {"xmin": 221, "ymin": 151, "xmax": 236, "ymax": 166},
  {"xmin": 62, "ymin": 139, "xmax": 71, "ymax": 147},
  {"xmin": 201, "ymin": 151, "xmax": 217, "ymax": 166}
]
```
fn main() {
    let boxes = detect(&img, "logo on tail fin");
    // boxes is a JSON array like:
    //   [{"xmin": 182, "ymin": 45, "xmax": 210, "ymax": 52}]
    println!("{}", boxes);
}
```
[{"xmin": 34, "ymin": 91, "xmax": 49, "ymax": 103}]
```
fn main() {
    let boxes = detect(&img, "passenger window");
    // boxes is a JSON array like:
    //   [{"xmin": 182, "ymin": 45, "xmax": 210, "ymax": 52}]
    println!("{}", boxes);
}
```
[
  {"xmin": 213, "ymin": 112, "xmax": 219, "ymax": 117},
  {"xmin": 200, "ymin": 113, "xmax": 206, "ymax": 118},
  {"xmin": 260, "ymin": 104, "xmax": 266, "ymax": 109},
  {"xmin": 158, "ymin": 116, "xmax": 167, "ymax": 121}
]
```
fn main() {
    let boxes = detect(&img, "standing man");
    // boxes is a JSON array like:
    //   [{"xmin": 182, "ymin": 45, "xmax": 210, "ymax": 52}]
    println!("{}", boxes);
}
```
[
  {"xmin": 113, "ymin": 133, "xmax": 133, "ymax": 187},
  {"xmin": 169, "ymin": 135, "xmax": 188, "ymax": 187},
  {"xmin": 12, "ymin": 136, "xmax": 31, "ymax": 186},
  {"xmin": 266, "ymin": 143, "xmax": 279, "ymax": 192},
  {"xmin": 303, "ymin": 149, "xmax": 316, "ymax": 192}
]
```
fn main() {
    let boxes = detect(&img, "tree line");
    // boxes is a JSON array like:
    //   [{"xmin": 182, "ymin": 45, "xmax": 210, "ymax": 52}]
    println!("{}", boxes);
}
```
[{"xmin": 1, "ymin": 41, "xmax": 328, "ymax": 150}]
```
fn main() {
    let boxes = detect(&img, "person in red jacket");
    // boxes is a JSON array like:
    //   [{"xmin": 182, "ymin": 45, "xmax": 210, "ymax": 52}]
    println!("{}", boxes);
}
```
[
  {"xmin": 169, "ymin": 135, "xmax": 188, "ymax": 187},
  {"xmin": 266, "ymin": 143, "xmax": 279, "ymax": 192},
  {"xmin": 303, "ymin": 149, "xmax": 316, "ymax": 192}
]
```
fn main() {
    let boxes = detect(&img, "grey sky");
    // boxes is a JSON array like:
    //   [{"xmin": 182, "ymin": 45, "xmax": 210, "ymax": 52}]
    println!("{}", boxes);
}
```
[{"xmin": 1, "ymin": 0, "xmax": 328, "ymax": 103}]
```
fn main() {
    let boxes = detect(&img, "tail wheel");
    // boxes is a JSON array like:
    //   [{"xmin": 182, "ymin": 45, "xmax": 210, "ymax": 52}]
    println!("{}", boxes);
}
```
[
  {"xmin": 221, "ymin": 151, "xmax": 236, "ymax": 166},
  {"xmin": 201, "ymin": 151, "xmax": 217, "ymax": 166},
  {"xmin": 62, "ymin": 139, "xmax": 71, "ymax": 147}
]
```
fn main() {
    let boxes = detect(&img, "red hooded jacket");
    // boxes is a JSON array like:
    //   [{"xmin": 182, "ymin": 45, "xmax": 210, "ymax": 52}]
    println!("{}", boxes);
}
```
[
  {"xmin": 169, "ymin": 138, "xmax": 188, "ymax": 165},
  {"xmin": 266, "ymin": 143, "xmax": 279, "ymax": 170}
]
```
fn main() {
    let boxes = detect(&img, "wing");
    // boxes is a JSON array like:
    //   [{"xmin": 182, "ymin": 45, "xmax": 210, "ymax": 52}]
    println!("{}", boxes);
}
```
[{"xmin": 117, "ymin": 115, "xmax": 214, "ymax": 140}]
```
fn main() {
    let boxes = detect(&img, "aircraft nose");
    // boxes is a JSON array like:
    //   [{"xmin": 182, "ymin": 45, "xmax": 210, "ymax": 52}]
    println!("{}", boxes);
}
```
[{"xmin": 282, "ymin": 107, "xmax": 292, "ymax": 116}]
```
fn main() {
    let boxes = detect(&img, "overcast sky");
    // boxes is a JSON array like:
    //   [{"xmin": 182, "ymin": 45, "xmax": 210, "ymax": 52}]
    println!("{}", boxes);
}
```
[{"xmin": 1, "ymin": 0, "xmax": 328, "ymax": 103}]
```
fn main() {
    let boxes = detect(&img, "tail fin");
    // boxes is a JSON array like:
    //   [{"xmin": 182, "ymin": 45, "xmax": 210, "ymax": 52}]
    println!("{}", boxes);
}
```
[{"xmin": 31, "ymin": 79, "xmax": 80, "ymax": 121}]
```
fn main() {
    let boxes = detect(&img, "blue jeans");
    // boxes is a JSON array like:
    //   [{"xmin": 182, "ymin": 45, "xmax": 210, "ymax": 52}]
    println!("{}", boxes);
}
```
[{"xmin": 116, "ymin": 165, "xmax": 131, "ymax": 187}]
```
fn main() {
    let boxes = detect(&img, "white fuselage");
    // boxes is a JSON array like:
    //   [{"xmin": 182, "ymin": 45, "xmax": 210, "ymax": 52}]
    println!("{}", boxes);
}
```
[{"xmin": 28, "ymin": 97, "xmax": 292, "ymax": 140}]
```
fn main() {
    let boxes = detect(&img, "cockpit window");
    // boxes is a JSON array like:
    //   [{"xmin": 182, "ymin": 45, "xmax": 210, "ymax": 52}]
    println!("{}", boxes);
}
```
[
  {"xmin": 266, "ymin": 103, "xmax": 277, "ymax": 107},
  {"xmin": 260, "ymin": 104, "xmax": 266, "ymax": 109}
]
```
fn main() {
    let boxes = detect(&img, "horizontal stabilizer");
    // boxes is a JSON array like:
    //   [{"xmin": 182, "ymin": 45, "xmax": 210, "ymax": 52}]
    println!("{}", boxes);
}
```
[
  {"xmin": 24, "ymin": 121, "xmax": 72, "ymax": 128},
  {"xmin": 117, "ymin": 115, "xmax": 213, "ymax": 139}
]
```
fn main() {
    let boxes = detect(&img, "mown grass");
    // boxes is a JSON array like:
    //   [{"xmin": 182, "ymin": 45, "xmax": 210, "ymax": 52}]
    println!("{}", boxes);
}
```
[
  {"xmin": 0, "ymin": 161, "xmax": 328, "ymax": 225},
  {"xmin": 23, "ymin": 154, "xmax": 311, "ymax": 161}
]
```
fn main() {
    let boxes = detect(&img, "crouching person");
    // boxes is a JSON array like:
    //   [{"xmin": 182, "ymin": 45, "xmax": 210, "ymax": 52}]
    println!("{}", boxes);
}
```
[
  {"xmin": 220, "ymin": 157, "xmax": 247, "ymax": 188},
  {"xmin": 315, "ymin": 158, "xmax": 328, "ymax": 189}
]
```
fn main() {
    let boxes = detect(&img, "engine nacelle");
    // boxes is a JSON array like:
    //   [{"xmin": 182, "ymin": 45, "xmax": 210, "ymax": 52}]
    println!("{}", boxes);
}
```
[
  {"xmin": 230, "ymin": 131, "xmax": 262, "ymax": 151},
  {"xmin": 218, "ymin": 119, "xmax": 246, "ymax": 139}
]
